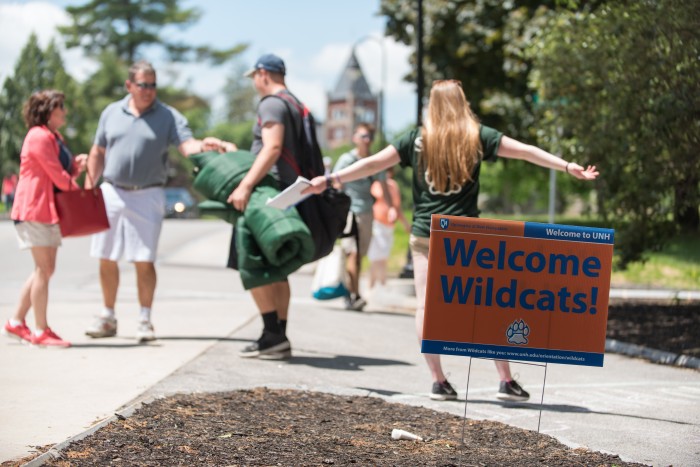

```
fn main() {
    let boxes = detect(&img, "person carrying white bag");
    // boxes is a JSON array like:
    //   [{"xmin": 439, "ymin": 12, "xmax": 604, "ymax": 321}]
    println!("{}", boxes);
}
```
[{"xmin": 311, "ymin": 245, "xmax": 349, "ymax": 300}]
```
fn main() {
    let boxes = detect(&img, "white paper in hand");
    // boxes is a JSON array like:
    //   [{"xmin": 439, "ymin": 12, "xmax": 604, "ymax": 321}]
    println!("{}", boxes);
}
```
[{"xmin": 265, "ymin": 176, "xmax": 312, "ymax": 210}]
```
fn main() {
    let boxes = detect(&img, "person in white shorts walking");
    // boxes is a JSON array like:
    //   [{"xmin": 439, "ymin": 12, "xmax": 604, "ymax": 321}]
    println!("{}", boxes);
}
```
[{"xmin": 367, "ymin": 168, "xmax": 410, "ymax": 291}]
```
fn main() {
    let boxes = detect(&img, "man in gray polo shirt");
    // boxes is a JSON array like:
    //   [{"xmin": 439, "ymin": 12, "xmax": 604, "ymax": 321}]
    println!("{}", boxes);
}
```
[{"xmin": 84, "ymin": 60, "xmax": 231, "ymax": 342}]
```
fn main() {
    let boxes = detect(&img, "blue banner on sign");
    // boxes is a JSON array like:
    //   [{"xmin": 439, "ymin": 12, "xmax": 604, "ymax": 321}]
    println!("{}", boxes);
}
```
[
  {"xmin": 421, "ymin": 340, "xmax": 604, "ymax": 367},
  {"xmin": 524, "ymin": 222, "xmax": 614, "ymax": 244}
]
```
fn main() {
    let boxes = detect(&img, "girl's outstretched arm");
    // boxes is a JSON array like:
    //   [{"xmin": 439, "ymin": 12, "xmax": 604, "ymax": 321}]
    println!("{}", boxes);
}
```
[
  {"xmin": 498, "ymin": 136, "xmax": 599, "ymax": 181},
  {"xmin": 303, "ymin": 145, "xmax": 401, "ymax": 195}
]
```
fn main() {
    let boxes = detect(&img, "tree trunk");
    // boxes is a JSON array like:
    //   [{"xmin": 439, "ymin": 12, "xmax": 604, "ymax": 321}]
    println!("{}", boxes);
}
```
[{"xmin": 675, "ymin": 176, "xmax": 700, "ymax": 231}]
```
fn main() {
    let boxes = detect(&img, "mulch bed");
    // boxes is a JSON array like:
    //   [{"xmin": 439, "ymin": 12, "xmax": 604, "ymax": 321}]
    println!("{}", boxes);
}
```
[
  {"xmin": 40, "ymin": 389, "xmax": 646, "ymax": 467},
  {"xmin": 607, "ymin": 300, "xmax": 700, "ymax": 357},
  {"xmin": 5, "ymin": 300, "xmax": 696, "ymax": 466}
]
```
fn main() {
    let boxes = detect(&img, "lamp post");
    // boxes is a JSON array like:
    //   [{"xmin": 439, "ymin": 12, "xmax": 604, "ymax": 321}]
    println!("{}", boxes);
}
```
[
  {"xmin": 353, "ymin": 35, "xmax": 386, "ymax": 148},
  {"xmin": 548, "ymin": 126, "xmax": 564, "ymax": 224}
]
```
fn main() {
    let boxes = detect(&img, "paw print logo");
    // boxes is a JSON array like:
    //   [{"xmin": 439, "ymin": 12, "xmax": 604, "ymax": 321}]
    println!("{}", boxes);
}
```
[{"xmin": 506, "ymin": 319, "xmax": 530, "ymax": 345}]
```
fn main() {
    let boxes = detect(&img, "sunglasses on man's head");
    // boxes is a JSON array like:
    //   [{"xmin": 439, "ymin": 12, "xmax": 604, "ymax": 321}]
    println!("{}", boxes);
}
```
[{"xmin": 134, "ymin": 81, "xmax": 157, "ymax": 89}]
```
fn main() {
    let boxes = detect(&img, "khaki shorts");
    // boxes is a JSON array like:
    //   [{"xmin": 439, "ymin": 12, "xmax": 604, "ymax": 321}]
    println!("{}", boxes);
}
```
[
  {"xmin": 341, "ymin": 211, "xmax": 373, "ymax": 257},
  {"xmin": 15, "ymin": 221, "xmax": 62, "ymax": 249},
  {"xmin": 409, "ymin": 234, "xmax": 430, "ymax": 256}
]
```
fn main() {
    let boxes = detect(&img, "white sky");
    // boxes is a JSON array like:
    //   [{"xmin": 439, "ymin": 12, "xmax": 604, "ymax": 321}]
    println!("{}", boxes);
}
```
[{"xmin": 0, "ymin": 0, "xmax": 418, "ymax": 134}]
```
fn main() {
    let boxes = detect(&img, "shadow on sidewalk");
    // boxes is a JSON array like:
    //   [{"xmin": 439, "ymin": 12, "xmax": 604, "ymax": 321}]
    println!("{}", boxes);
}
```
[
  {"xmin": 71, "ymin": 336, "xmax": 250, "ymax": 347},
  {"xmin": 464, "ymin": 398, "xmax": 693, "ymax": 425},
  {"xmin": 286, "ymin": 354, "xmax": 413, "ymax": 371}
]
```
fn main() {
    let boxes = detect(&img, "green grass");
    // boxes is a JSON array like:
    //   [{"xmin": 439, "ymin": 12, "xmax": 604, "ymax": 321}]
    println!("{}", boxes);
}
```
[
  {"xmin": 383, "ymin": 212, "xmax": 700, "ymax": 291},
  {"xmin": 609, "ymin": 232, "xmax": 700, "ymax": 290}
]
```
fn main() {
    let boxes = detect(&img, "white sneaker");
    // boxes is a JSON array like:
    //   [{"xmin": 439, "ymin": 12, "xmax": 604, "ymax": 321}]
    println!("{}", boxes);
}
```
[
  {"xmin": 85, "ymin": 316, "xmax": 117, "ymax": 338},
  {"xmin": 136, "ymin": 321, "xmax": 156, "ymax": 343}
]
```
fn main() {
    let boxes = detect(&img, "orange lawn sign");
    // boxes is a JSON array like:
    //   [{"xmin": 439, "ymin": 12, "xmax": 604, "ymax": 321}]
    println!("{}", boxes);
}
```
[{"xmin": 422, "ymin": 215, "xmax": 614, "ymax": 367}]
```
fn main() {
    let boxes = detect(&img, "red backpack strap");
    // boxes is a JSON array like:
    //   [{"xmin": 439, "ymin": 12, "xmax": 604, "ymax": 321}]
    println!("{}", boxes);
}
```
[
  {"xmin": 273, "ymin": 92, "xmax": 309, "ymax": 117},
  {"xmin": 280, "ymin": 147, "xmax": 302, "ymax": 176},
  {"xmin": 262, "ymin": 92, "xmax": 309, "ymax": 177}
]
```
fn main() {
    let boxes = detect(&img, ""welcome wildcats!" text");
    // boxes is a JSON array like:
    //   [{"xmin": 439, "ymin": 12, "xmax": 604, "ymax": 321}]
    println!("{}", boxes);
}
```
[{"xmin": 440, "ymin": 238, "xmax": 600, "ymax": 314}]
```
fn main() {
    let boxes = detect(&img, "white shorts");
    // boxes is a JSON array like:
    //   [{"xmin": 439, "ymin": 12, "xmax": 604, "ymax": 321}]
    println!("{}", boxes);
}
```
[
  {"xmin": 15, "ymin": 221, "xmax": 62, "ymax": 250},
  {"xmin": 367, "ymin": 222, "xmax": 395, "ymax": 262},
  {"xmin": 90, "ymin": 183, "xmax": 165, "ymax": 262}
]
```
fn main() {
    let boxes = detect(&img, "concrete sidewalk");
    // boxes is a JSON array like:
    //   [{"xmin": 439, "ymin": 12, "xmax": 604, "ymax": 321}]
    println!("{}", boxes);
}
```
[{"xmin": 1, "ymin": 220, "xmax": 698, "ymax": 466}]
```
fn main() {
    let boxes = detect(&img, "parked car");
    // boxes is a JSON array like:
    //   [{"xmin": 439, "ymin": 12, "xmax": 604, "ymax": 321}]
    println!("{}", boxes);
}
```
[{"xmin": 164, "ymin": 187, "xmax": 199, "ymax": 219}]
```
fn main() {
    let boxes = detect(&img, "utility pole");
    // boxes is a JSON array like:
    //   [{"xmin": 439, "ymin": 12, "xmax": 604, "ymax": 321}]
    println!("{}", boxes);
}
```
[
  {"xmin": 416, "ymin": 0, "xmax": 424, "ymax": 126},
  {"xmin": 401, "ymin": 0, "xmax": 424, "ymax": 280}
]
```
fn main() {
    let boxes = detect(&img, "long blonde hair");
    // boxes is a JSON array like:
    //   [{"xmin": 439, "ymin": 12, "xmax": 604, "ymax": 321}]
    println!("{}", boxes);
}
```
[{"xmin": 421, "ymin": 80, "xmax": 481, "ymax": 194}]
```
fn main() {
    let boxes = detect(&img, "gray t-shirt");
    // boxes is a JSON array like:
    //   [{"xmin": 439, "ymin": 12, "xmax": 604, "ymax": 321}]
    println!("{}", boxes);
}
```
[
  {"xmin": 333, "ymin": 149, "xmax": 385, "ymax": 214},
  {"xmin": 251, "ymin": 91, "xmax": 306, "ymax": 189},
  {"xmin": 95, "ymin": 96, "xmax": 193, "ymax": 187}
]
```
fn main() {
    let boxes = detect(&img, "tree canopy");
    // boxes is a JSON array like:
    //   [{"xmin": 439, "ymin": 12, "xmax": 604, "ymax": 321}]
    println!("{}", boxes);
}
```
[
  {"xmin": 0, "ymin": 34, "xmax": 85, "ymax": 173},
  {"xmin": 527, "ymin": 0, "xmax": 700, "ymax": 265},
  {"xmin": 59, "ymin": 0, "xmax": 246, "ymax": 64},
  {"xmin": 379, "ymin": 0, "xmax": 590, "ymax": 217},
  {"xmin": 380, "ymin": 0, "xmax": 699, "ymax": 266},
  {"xmin": 222, "ymin": 61, "xmax": 258, "ymax": 125},
  {"xmin": 1, "ymin": 1, "xmax": 248, "ymax": 189}
]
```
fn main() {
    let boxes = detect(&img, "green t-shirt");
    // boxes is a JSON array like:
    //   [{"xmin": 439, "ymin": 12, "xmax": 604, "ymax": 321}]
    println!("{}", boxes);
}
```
[{"xmin": 392, "ymin": 125, "xmax": 503, "ymax": 237}]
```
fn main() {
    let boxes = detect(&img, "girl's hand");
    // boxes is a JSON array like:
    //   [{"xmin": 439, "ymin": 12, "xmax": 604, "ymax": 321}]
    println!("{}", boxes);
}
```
[
  {"xmin": 301, "ymin": 176, "xmax": 328, "ymax": 195},
  {"xmin": 568, "ymin": 163, "xmax": 599, "ymax": 180}
]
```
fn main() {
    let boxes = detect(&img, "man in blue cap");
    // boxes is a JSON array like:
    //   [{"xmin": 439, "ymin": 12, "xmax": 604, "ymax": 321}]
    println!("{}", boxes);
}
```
[
  {"xmin": 243, "ymin": 53, "xmax": 286, "ymax": 79},
  {"xmin": 227, "ymin": 54, "xmax": 304, "ymax": 359}
]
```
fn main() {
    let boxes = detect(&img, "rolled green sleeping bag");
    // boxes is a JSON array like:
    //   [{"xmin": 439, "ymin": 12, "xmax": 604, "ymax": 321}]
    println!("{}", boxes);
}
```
[
  {"xmin": 190, "ymin": 150, "xmax": 276, "ymax": 204},
  {"xmin": 243, "ymin": 184, "xmax": 314, "ymax": 267},
  {"xmin": 235, "ymin": 218, "xmax": 309, "ymax": 289}
]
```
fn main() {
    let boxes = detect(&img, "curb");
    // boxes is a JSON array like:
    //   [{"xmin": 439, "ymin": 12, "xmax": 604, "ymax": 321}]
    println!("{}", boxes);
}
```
[
  {"xmin": 605, "ymin": 339, "xmax": 700, "ymax": 370},
  {"xmin": 21, "ymin": 396, "xmax": 157, "ymax": 467},
  {"xmin": 609, "ymin": 288, "xmax": 700, "ymax": 302}
]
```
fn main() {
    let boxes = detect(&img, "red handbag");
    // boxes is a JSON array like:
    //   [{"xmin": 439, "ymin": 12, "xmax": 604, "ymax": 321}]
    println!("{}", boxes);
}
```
[{"xmin": 55, "ymin": 184, "xmax": 110, "ymax": 237}]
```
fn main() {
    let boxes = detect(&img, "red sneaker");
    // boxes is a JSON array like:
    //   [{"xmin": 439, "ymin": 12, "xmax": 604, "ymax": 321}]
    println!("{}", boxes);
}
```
[
  {"xmin": 31, "ymin": 328, "xmax": 71, "ymax": 348},
  {"xmin": 3, "ymin": 320, "xmax": 32, "ymax": 343}
]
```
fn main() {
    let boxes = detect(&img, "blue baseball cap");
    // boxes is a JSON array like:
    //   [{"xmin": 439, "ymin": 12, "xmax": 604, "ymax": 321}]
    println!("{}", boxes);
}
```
[{"xmin": 244, "ymin": 54, "xmax": 286, "ymax": 78}]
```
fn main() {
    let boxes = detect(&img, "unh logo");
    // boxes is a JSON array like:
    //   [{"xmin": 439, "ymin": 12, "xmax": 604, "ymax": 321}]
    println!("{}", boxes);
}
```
[{"xmin": 440, "ymin": 218, "xmax": 449, "ymax": 229}]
